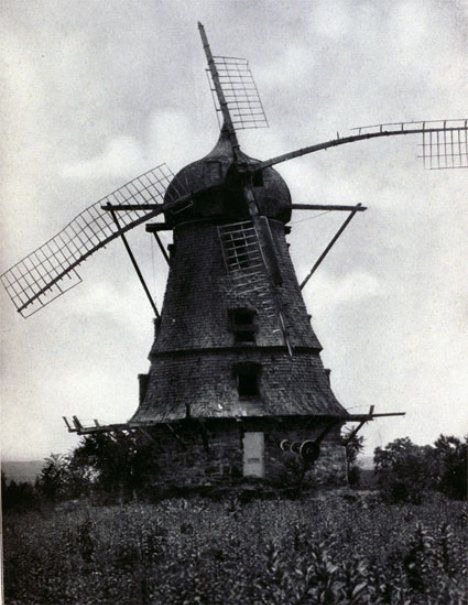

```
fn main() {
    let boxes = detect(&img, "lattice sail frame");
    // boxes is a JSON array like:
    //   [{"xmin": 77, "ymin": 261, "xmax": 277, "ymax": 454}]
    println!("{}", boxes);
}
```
[
  {"xmin": 351, "ymin": 119, "xmax": 468, "ymax": 170},
  {"xmin": 207, "ymin": 56, "xmax": 269, "ymax": 130},
  {"xmin": 218, "ymin": 220, "xmax": 281, "ymax": 321},
  {"xmin": 1, "ymin": 163, "xmax": 184, "ymax": 317}
]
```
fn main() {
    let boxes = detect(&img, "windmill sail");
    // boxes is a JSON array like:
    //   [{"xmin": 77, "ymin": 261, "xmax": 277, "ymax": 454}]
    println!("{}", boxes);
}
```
[
  {"xmin": 255, "ymin": 119, "xmax": 468, "ymax": 171},
  {"xmin": 206, "ymin": 56, "xmax": 269, "ymax": 131},
  {"xmin": 198, "ymin": 23, "xmax": 289, "ymax": 350},
  {"xmin": 199, "ymin": 21, "xmax": 268, "ymax": 148},
  {"xmin": 351, "ymin": 120, "xmax": 468, "ymax": 170},
  {"xmin": 1, "ymin": 164, "xmax": 177, "ymax": 317}
]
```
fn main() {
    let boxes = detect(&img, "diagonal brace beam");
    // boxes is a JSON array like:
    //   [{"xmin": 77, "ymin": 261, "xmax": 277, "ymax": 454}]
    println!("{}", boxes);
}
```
[
  {"xmin": 152, "ymin": 232, "xmax": 170, "ymax": 265},
  {"xmin": 109, "ymin": 206, "xmax": 160, "ymax": 318},
  {"xmin": 300, "ymin": 203, "xmax": 363, "ymax": 290},
  {"xmin": 343, "ymin": 406, "xmax": 375, "ymax": 445}
]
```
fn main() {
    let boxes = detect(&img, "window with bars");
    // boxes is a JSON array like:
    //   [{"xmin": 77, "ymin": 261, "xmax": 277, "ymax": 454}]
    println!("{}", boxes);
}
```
[{"xmin": 230, "ymin": 233, "xmax": 251, "ymax": 269}]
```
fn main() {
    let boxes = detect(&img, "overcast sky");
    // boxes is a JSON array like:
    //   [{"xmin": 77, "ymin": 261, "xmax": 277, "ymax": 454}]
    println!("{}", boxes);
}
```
[{"xmin": 1, "ymin": 0, "xmax": 467, "ymax": 462}]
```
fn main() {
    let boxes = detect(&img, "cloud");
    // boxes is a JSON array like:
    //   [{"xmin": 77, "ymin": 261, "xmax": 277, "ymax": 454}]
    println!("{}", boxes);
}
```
[
  {"xmin": 61, "ymin": 135, "xmax": 146, "ymax": 179},
  {"xmin": 60, "ymin": 108, "xmax": 210, "ymax": 183},
  {"xmin": 310, "ymin": 0, "xmax": 351, "ymax": 39},
  {"xmin": 307, "ymin": 270, "xmax": 384, "ymax": 315},
  {"xmin": 2, "ymin": 0, "xmax": 466, "ymax": 462}
]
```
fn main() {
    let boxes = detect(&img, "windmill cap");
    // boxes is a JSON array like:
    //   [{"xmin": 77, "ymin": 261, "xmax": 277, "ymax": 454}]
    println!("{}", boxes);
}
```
[{"xmin": 163, "ymin": 129, "xmax": 292, "ymax": 226}]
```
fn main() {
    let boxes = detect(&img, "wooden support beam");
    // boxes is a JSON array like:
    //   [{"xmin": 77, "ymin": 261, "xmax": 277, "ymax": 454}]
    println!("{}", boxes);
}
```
[
  {"xmin": 152, "ymin": 232, "xmax": 170, "ymax": 265},
  {"xmin": 346, "ymin": 412, "xmax": 405, "ymax": 421},
  {"xmin": 74, "ymin": 422, "xmax": 130, "ymax": 435},
  {"xmin": 108, "ymin": 206, "xmax": 161, "ymax": 319},
  {"xmin": 72, "ymin": 416, "xmax": 83, "ymax": 431},
  {"xmin": 63, "ymin": 416, "xmax": 75, "ymax": 432},
  {"xmin": 300, "ymin": 204, "xmax": 363, "ymax": 290},
  {"xmin": 316, "ymin": 420, "xmax": 340, "ymax": 445},
  {"xmin": 343, "ymin": 406, "xmax": 375, "ymax": 445},
  {"xmin": 102, "ymin": 203, "xmax": 163, "ymax": 212},
  {"xmin": 145, "ymin": 223, "xmax": 173, "ymax": 232},
  {"xmin": 292, "ymin": 203, "xmax": 367, "ymax": 212}
]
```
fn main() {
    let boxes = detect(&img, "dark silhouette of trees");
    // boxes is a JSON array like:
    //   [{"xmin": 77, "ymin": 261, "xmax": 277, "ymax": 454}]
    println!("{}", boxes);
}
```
[
  {"xmin": 433, "ymin": 435, "xmax": 467, "ymax": 499},
  {"xmin": 2, "ymin": 471, "xmax": 39, "ymax": 511},
  {"xmin": 374, "ymin": 435, "xmax": 467, "ymax": 503},
  {"xmin": 36, "ymin": 454, "xmax": 70, "ymax": 502},
  {"xmin": 70, "ymin": 432, "xmax": 159, "ymax": 500},
  {"xmin": 341, "ymin": 428, "xmax": 365, "ymax": 487},
  {"xmin": 3, "ymin": 432, "xmax": 465, "ymax": 513}
]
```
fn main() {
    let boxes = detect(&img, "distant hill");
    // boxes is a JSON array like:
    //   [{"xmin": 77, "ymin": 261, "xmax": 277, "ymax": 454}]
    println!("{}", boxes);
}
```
[{"xmin": 2, "ymin": 460, "xmax": 44, "ymax": 484}]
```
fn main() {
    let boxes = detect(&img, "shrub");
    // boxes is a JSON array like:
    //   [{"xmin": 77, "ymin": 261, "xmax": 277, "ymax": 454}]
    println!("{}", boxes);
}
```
[
  {"xmin": 433, "ymin": 435, "xmax": 467, "ymax": 500},
  {"xmin": 1, "ymin": 472, "xmax": 39, "ymax": 512},
  {"xmin": 374, "ymin": 435, "xmax": 467, "ymax": 504},
  {"xmin": 374, "ymin": 437, "xmax": 435, "ymax": 503}
]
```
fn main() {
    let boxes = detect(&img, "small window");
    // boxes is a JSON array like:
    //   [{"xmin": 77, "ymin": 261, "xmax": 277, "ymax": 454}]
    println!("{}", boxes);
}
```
[
  {"xmin": 238, "ymin": 373, "xmax": 258, "ymax": 396},
  {"xmin": 234, "ymin": 362, "xmax": 261, "ymax": 399},
  {"xmin": 229, "ymin": 308, "xmax": 257, "ymax": 344}
]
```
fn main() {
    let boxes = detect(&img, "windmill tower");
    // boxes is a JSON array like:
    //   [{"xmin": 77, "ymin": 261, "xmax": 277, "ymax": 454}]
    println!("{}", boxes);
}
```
[
  {"xmin": 130, "ymin": 125, "xmax": 351, "ymax": 486},
  {"xmin": 2, "ymin": 23, "xmax": 466, "ymax": 490}
]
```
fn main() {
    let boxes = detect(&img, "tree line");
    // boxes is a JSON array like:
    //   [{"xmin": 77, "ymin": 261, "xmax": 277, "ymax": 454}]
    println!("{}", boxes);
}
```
[{"xmin": 2, "ymin": 433, "xmax": 466, "ymax": 511}]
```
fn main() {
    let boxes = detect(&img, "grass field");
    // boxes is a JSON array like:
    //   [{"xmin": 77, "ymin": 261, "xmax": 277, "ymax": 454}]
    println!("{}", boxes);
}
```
[{"xmin": 3, "ymin": 494, "xmax": 467, "ymax": 604}]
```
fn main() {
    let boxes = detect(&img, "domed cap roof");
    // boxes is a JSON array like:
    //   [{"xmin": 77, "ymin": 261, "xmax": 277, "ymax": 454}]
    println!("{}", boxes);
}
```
[{"xmin": 163, "ymin": 129, "xmax": 292, "ymax": 226}]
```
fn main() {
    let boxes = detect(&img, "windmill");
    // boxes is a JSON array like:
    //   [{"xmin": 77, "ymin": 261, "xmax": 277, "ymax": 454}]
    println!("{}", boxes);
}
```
[{"xmin": 2, "ymin": 23, "xmax": 466, "ymax": 487}]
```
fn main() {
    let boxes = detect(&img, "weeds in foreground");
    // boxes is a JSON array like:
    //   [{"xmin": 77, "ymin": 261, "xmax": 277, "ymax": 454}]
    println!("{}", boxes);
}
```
[{"xmin": 3, "ymin": 497, "xmax": 467, "ymax": 604}]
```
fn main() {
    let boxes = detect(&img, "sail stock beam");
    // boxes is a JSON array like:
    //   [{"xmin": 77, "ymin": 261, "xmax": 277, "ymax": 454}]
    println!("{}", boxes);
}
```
[
  {"xmin": 254, "ymin": 119, "xmax": 467, "ymax": 171},
  {"xmin": 198, "ymin": 22, "xmax": 240, "ymax": 156}
]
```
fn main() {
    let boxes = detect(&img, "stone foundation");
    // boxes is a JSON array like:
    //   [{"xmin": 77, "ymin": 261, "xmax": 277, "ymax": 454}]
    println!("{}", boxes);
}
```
[{"xmin": 138, "ymin": 417, "xmax": 348, "ymax": 492}]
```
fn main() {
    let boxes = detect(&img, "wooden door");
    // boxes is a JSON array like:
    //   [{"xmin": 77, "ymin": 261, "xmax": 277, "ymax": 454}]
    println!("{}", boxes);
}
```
[{"xmin": 242, "ymin": 432, "xmax": 264, "ymax": 478}]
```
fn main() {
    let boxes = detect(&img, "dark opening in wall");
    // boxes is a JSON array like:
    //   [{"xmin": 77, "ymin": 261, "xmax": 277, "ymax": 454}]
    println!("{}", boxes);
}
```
[
  {"xmin": 234, "ymin": 362, "xmax": 261, "ymax": 398},
  {"xmin": 229, "ymin": 308, "xmax": 257, "ymax": 343}
]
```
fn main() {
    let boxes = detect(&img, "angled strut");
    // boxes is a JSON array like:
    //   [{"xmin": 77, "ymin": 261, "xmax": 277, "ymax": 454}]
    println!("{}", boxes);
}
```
[
  {"xmin": 152, "ymin": 232, "xmax": 170, "ymax": 265},
  {"xmin": 108, "ymin": 206, "xmax": 160, "ymax": 318},
  {"xmin": 300, "ymin": 204, "xmax": 363, "ymax": 290},
  {"xmin": 343, "ymin": 406, "xmax": 375, "ymax": 446}
]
